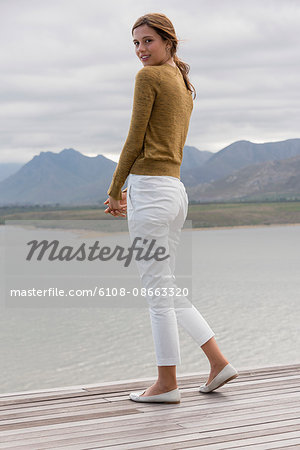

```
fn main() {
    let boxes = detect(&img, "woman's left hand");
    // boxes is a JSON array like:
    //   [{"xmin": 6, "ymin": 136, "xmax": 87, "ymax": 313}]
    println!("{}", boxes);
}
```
[{"xmin": 104, "ymin": 194, "xmax": 127, "ymax": 217}]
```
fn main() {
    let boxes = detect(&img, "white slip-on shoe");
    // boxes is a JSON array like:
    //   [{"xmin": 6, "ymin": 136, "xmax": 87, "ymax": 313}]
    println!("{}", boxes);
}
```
[
  {"xmin": 129, "ymin": 388, "xmax": 180, "ymax": 404},
  {"xmin": 199, "ymin": 363, "xmax": 238, "ymax": 393}
]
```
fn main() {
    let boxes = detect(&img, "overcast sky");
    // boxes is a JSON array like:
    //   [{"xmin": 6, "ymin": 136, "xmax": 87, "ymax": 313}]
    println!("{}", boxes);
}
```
[{"xmin": 0, "ymin": 0, "xmax": 299, "ymax": 163}]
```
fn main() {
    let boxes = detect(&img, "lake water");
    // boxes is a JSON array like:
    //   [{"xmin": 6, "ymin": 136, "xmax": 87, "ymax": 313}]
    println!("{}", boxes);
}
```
[{"xmin": 0, "ymin": 224, "xmax": 299, "ymax": 394}]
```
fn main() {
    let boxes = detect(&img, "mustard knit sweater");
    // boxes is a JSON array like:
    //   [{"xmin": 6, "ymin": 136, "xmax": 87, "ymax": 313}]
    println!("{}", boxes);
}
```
[{"xmin": 107, "ymin": 63, "xmax": 194, "ymax": 200}]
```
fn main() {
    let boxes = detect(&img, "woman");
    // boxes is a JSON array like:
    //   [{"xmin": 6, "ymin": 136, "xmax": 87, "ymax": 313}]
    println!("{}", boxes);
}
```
[{"xmin": 104, "ymin": 13, "xmax": 238, "ymax": 404}]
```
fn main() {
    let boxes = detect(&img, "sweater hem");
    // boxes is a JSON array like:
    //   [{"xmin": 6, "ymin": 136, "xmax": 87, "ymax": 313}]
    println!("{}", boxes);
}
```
[{"xmin": 129, "ymin": 160, "xmax": 181, "ymax": 178}]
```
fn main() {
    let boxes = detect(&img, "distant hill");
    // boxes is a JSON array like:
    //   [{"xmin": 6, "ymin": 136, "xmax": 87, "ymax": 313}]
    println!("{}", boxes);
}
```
[
  {"xmin": 181, "ymin": 146, "xmax": 212, "ymax": 185},
  {"xmin": 0, "ymin": 149, "xmax": 116, "ymax": 206},
  {"xmin": 188, "ymin": 138, "xmax": 300, "ymax": 183},
  {"xmin": 188, "ymin": 155, "xmax": 300, "ymax": 202},
  {"xmin": 0, "ymin": 163, "xmax": 23, "ymax": 182}
]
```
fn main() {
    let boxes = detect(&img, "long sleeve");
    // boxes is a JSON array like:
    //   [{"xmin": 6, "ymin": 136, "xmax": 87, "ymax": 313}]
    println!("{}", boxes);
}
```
[{"xmin": 107, "ymin": 66, "xmax": 160, "ymax": 200}]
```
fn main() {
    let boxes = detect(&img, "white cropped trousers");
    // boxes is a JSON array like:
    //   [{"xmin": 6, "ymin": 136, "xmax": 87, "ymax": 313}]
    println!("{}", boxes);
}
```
[{"xmin": 126, "ymin": 173, "xmax": 215, "ymax": 366}]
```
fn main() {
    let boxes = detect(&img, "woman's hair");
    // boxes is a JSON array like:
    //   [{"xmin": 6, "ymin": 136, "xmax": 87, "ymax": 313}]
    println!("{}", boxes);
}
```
[{"xmin": 132, "ymin": 13, "xmax": 196, "ymax": 100}]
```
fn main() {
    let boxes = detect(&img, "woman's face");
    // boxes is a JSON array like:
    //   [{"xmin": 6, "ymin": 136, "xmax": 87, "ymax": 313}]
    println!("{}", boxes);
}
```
[{"xmin": 132, "ymin": 24, "xmax": 172, "ymax": 67}]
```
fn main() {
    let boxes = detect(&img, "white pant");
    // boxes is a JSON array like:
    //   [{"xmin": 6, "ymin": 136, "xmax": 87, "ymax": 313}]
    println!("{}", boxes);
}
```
[{"xmin": 127, "ymin": 174, "xmax": 215, "ymax": 366}]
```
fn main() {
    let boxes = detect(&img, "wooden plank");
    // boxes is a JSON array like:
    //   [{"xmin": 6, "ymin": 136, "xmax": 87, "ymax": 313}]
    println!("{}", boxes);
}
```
[
  {"xmin": 1, "ymin": 386, "xmax": 297, "ymax": 422},
  {"xmin": 0, "ymin": 364, "xmax": 298, "ymax": 449},
  {"xmin": 82, "ymin": 370, "xmax": 300, "ymax": 393},
  {"xmin": 181, "ymin": 438, "xmax": 300, "ymax": 450},
  {"xmin": 0, "ymin": 408, "xmax": 139, "ymax": 432},
  {"xmin": 0, "ymin": 392, "xmax": 298, "ymax": 436},
  {"xmin": 131, "ymin": 391, "xmax": 300, "ymax": 414},
  {"xmin": 0, "ymin": 422, "xmax": 181, "ymax": 449},
  {"xmin": 1, "ymin": 381, "xmax": 298, "ymax": 421},
  {"xmin": 177, "ymin": 431, "xmax": 300, "ymax": 450},
  {"xmin": 0, "ymin": 365, "xmax": 298, "ymax": 406},
  {"xmin": 0, "ymin": 375, "xmax": 296, "ymax": 414},
  {"xmin": 0, "ymin": 386, "xmax": 88, "ymax": 398},
  {"xmin": 176, "ymin": 369, "xmax": 300, "ymax": 386},
  {"xmin": 0, "ymin": 405, "xmax": 299, "ymax": 445},
  {"xmin": 50, "ymin": 430, "xmax": 300, "ymax": 450},
  {"xmin": 0, "ymin": 400, "xmax": 299, "ymax": 445},
  {"xmin": 243, "ymin": 442, "xmax": 300, "ymax": 450},
  {"xmin": 0, "ymin": 390, "xmax": 93, "ymax": 407},
  {"xmin": 1, "ymin": 404, "xmax": 298, "ymax": 446},
  {"xmin": 0, "ymin": 416, "xmax": 299, "ymax": 449},
  {"xmin": 0, "ymin": 388, "xmax": 298, "ymax": 429}
]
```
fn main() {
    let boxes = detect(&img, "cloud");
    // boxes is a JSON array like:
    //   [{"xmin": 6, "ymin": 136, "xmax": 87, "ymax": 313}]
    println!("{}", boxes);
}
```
[{"xmin": 0, "ymin": 0, "xmax": 299, "ymax": 162}]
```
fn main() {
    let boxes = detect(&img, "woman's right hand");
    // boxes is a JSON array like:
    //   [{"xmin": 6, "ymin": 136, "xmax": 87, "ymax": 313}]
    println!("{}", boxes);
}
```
[{"xmin": 103, "ymin": 190, "xmax": 127, "ymax": 217}]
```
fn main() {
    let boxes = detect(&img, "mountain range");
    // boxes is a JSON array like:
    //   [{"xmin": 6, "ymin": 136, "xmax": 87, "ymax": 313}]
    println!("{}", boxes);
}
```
[
  {"xmin": 189, "ymin": 154, "xmax": 300, "ymax": 202},
  {"xmin": 0, "ymin": 138, "xmax": 299, "ymax": 205}
]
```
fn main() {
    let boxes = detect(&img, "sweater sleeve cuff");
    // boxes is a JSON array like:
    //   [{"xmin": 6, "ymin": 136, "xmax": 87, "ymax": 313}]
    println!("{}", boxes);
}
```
[{"xmin": 107, "ymin": 185, "xmax": 122, "ymax": 201}]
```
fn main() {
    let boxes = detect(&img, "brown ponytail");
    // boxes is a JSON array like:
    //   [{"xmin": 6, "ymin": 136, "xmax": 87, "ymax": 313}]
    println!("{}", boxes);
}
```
[{"xmin": 132, "ymin": 13, "xmax": 196, "ymax": 100}]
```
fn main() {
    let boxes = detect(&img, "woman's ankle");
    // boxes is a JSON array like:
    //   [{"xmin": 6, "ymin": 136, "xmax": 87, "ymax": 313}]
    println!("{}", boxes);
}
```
[
  {"xmin": 210, "ymin": 360, "xmax": 229, "ymax": 371},
  {"xmin": 157, "ymin": 380, "xmax": 178, "ymax": 390}
]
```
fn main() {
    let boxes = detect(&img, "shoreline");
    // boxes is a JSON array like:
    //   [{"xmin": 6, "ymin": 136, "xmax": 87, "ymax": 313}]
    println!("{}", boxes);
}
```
[
  {"xmin": 190, "ymin": 222, "xmax": 300, "ymax": 231},
  {"xmin": 1, "ymin": 222, "xmax": 299, "ymax": 238},
  {"xmin": 60, "ymin": 222, "xmax": 300, "ymax": 238}
]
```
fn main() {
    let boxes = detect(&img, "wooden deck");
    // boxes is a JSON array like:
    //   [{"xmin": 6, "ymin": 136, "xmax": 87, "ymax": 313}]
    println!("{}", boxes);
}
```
[{"xmin": 0, "ymin": 363, "xmax": 299, "ymax": 449}]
